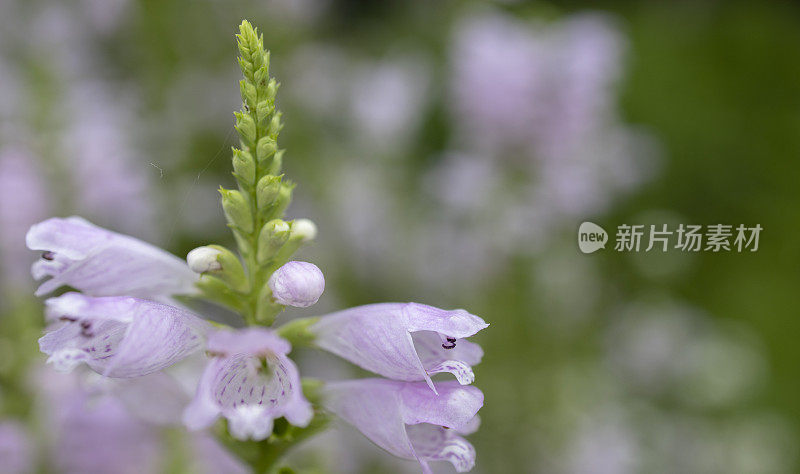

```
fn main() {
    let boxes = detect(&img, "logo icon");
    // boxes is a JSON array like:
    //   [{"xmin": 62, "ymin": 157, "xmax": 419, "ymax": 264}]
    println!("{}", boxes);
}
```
[{"xmin": 578, "ymin": 222, "xmax": 608, "ymax": 254}]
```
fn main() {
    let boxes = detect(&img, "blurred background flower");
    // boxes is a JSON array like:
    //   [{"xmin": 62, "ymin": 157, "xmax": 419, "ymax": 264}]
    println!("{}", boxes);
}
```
[{"xmin": 2, "ymin": 0, "xmax": 799, "ymax": 473}]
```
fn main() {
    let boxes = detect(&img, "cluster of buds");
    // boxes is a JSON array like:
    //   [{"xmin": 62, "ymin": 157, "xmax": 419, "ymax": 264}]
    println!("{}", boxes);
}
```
[{"xmin": 185, "ymin": 22, "xmax": 324, "ymax": 325}]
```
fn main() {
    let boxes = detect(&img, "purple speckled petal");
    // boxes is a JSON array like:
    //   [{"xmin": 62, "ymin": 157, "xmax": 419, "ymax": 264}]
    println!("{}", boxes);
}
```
[
  {"xmin": 323, "ymin": 379, "xmax": 483, "ymax": 473},
  {"xmin": 412, "ymin": 331, "xmax": 484, "ymax": 385},
  {"xmin": 39, "ymin": 293, "xmax": 208, "ymax": 377},
  {"xmin": 407, "ymin": 424, "xmax": 476, "ymax": 474},
  {"xmin": 184, "ymin": 328, "xmax": 312, "ymax": 440},
  {"xmin": 26, "ymin": 217, "xmax": 197, "ymax": 298},
  {"xmin": 312, "ymin": 303, "xmax": 487, "ymax": 390}
]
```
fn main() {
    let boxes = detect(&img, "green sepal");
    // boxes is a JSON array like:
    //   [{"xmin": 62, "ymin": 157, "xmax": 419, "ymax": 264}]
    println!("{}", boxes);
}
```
[
  {"xmin": 234, "ymin": 111, "xmax": 257, "ymax": 147},
  {"xmin": 255, "ymin": 283, "xmax": 283, "ymax": 325},
  {"xmin": 256, "ymin": 174, "xmax": 283, "ymax": 209},
  {"xmin": 256, "ymin": 97, "xmax": 274, "ymax": 125},
  {"xmin": 232, "ymin": 148, "xmax": 256, "ymax": 184},
  {"xmin": 254, "ymin": 65, "xmax": 270, "ymax": 88},
  {"xmin": 277, "ymin": 317, "xmax": 319, "ymax": 349},
  {"xmin": 220, "ymin": 187, "xmax": 254, "ymax": 233},
  {"xmin": 231, "ymin": 228, "xmax": 252, "ymax": 257},
  {"xmin": 267, "ymin": 112, "xmax": 283, "ymax": 139},
  {"xmin": 257, "ymin": 219, "xmax": 291, "ymax": 263},
  {"xmin": 266, "ymin": 79, "xmax": 279, "ymax": 101},
  {"xmin": 301, "ymin": 378, "xmax": 325, "ymax": 404},
  {"xmin": 268, "ymin": 149, "xmax": 284, "ymax": 175},
  {"xmin": 239, "ymin": 79, "xmax": 257, "ymax": 110},
  {"xmin": 205, "ymin": 245, "xmax": 249, "ymax": 293},
  {"xmin": 256, "ymin": 136, "xmax": 277, "ymax": 163},
  {"xmin": 196, "ymin": 275, "xmax": 248, "ymax": 314},
  {"xmin": 271, "ymin": 181, "xmax": 294, "ymax": 217}
]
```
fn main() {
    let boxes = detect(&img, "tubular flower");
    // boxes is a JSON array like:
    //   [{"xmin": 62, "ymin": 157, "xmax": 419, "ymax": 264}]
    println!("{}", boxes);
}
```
[
  {"xmin": 323, "ymin": 379, "xmax": 483, "ymax": 474},
  {"xmin": 183, "ymin": 328, "xmax": 312, "ymax": 440},
  {"xmin": 312, "ymin": 303, "xmax": 488, "ymax": 392},
  {"xmin": 26, "ymin": 216, "xmax": 197, "ymax": 298},
  {"xmin": 39, "ymin": 292, "xmax": 208, "ymax": 377},
  {"xmin": 268, "ymin": 261, "xmax": 325, "ymax": 308}
]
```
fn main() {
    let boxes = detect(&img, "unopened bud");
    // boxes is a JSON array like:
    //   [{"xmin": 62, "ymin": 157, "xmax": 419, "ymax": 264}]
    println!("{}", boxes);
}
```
[
  {"xmin": 187, "ymin": 245, "xmax": 248, "ymax": 292},
  {"xmin": 272, "ymin": 182, "xmax": 293, "ymax": 216},
  {"xmin": 220, "ymin": 188, "xmax": 253, "ymax": 233},
  {"xmin": 187, "ymin": 246, "xmax": 222, "ymax": 273},
  {"xmin": 232, "ymin": 148, "xmax": 256, "ymax": 184},
  {"xmin": 292, "ymin": 219, "xmax": 317, "ymax": 242},
  {"xmin": 256, "ymin": 137, "xmax": 277, "ymax": 163},
  {"xmin": 234, "ymin": 111, "xmax": 257, "ymax": 146},
  {"xmin": 268, "ymin": 149, "xmax": 284, "ymax": 175},
  {"xmin": 257, "ymin": 219, "xmax": 291, "ymax": 263},
  {"xmin": 267, "ymin": 112, "xmax": 283, "ymax": 138},
  {"xmin": 268, "ymin": 261, "xmax": 325, "ymax": 308},
  {"xmin": 256, "ymin": 174, "xmax": 282, "ymax": 208}
]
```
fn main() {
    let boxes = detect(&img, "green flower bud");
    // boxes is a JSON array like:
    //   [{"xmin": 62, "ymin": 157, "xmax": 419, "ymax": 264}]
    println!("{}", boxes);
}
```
[
  {"xmin": 256, "ymin": 136, "xmax": 277, "ymax": 163},
  {"xmin": 273, "ymin": 181, "xmax": 294, "ymax": 216},
  {"xmin": 237, "ymin": 21, "xmax": 266, "ymax": 76},
  {"xmin": 239, "ymin": 79, "xmax": 257, "ymax": 109},
  {"xmin": 256, "ymin": 98, "xmax": 274, "ymax": 124},
  {"xmin": 266, "ymin": 78, "xmax": 279, "ymax": 101},
  {"xmin": 257, "ymin": 219, "xmax": 290, "ymax": 263},
  {"xmin": 232, "ymin": 148, "xmax": 256, "ymax": 184},
  {"xmin": 234, "ymin": 111, "xmax": 257, "ymax": 147},
  {"xmin": 269, "ymin": 218, "xmax": 316, "ymax": 263},
  {"xmin": 268, "ymin": 149, "xmax": 284, "ymax": 175},
  {"xmin": 187, "ymin": 245, "xmax": 249, "ymax": 293},
  {"xmin": 256, "ymin": 174, "xmax": 282, "ymax": 208},
  {"xmin": 268, "ymin": 112, "xmax": 283, "ymax": 139},
  {"xmin": 220, "ymin": 188, "xmax": 253, "ymax": 233},
  {"xmin": 254, "ymin": 63, "xmax": 270, "ymax": 86}
]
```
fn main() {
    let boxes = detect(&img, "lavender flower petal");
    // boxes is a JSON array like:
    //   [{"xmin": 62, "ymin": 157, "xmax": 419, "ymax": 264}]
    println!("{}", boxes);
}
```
[
  {"xmin": 36, "ymin": 375, "xmax": 162, "ymax": 474},
  {"xmin": 324, "ymin": 379, "xmax": 483, "ymax": 473},
  {"xmin": 39, "ymin": 292, "xmax": 208, "ymax": 377},
  {"xmin": 312, "ymin": 303, "xmax": 487, "ymax": 391},
  {"xmin": 187, "ymin": 434, "xmax": 251, "ymax": 474},
  {"xmin": 26, "ymin": 216, "xmax": 197, "ymax": 298},
  {"xmin": 183, "ymin": 328, "xmax": 312, "ymax": 440},
  {"xmin": 0, "ymin": 146, "xmax": 50, "ymax": 289},
  {"xmin": 0, "ymin": 422, "xmax": 33, "ymax": 474}
]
